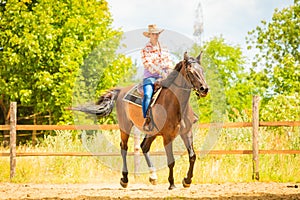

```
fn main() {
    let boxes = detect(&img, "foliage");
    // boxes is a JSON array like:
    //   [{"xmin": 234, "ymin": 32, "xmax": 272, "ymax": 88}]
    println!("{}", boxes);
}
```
[
  {"xmin": 260, "ymin": 94, "xmax": 300, "ymax": 122},
  {"xmin": 246, "ymin": 1, "xmax": 299, "ymax": 97},
  {"xmin": 246, "ymin": 1, "xmax": 299, "ymax": 122},
  {"xmin": 189, "ymin": 2, "xmax": 299, "ymax": 123},
  {"xmin": 0, "ymin": 0, "xmax": 132, "ymax": 125}
]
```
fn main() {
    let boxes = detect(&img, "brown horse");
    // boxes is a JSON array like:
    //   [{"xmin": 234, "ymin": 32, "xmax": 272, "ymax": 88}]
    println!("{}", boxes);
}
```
[{"xmin": 74, "ymin": 52, "xmax": 209, "ymax": 189}]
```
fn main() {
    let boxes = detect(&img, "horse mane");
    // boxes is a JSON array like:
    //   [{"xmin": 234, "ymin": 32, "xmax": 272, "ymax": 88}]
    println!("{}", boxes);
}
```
[{"xmin": 161, "ymin": 61, "xmax": 183, "ymax": 88}]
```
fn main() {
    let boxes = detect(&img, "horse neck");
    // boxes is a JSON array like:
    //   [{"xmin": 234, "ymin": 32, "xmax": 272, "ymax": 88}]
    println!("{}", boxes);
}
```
[{"xmin": 169, "ymin": 65, "xmax": 192, "ymax": 113}]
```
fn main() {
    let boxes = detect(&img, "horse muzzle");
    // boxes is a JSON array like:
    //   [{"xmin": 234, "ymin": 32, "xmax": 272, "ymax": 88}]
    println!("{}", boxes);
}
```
[{"xmin": 195, "ymin": 86, "xmax": 209, "ymax": 97}]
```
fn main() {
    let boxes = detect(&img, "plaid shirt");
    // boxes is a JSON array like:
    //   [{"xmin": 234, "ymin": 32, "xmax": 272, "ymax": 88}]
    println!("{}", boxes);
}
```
[{"xmin": 141, "ymin": 42, "xmax": 173, "ymax": 79}]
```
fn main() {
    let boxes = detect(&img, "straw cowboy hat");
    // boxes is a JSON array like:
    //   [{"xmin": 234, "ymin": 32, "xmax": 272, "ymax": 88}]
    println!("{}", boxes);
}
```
[{"xmin": 143, "ymin": 24, "xmax": 164, "ymax": 38}]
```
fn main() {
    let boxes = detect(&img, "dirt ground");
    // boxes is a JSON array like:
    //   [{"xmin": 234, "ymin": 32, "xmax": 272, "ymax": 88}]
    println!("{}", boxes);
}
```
[{"xmin": 0, "ymin": 182, "xmax": 299, "ymax": 199}]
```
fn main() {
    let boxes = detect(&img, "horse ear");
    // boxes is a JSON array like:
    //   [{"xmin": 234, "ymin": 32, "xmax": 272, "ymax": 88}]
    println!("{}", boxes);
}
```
[
  {"xmin": 184, "ymin": 51, "xmax": 188, "ymax": 61},
  {"xmin": 196, "ymin": 51, "xmax": 203, "ymax": 64}
]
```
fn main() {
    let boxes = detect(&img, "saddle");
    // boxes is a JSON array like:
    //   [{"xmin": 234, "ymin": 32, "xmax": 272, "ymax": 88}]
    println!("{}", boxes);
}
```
[{"xmin": 123, "ymin": 83, "xmax": 162, "ymax": 107}]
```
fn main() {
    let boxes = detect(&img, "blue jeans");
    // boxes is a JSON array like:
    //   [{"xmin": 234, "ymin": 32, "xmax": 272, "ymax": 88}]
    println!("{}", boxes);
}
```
[{"xmin": 142, "ymin": 77, "xmax": 157, "ymax": 118}]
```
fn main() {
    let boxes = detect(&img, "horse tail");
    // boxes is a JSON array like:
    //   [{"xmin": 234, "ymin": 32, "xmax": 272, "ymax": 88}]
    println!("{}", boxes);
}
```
[
  {"xmin": 67, "ymin": 89, "xmax": 121, "ymax": 117},
  {"xmin": 95, "ymin": 89, "xmax": 120, "ymax": 117}
]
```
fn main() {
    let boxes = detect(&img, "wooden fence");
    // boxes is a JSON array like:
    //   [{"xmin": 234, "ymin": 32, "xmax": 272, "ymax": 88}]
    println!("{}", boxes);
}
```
[{"xmin": 1, "ymin": 96, "xmax": 300, "ymax": 181}]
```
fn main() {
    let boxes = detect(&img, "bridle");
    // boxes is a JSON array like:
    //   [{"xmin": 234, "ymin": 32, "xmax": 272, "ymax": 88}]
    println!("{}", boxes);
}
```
[
  {"xmin": 171, "ymin": 60, "xmax": 193, "ymax": 91},
  {"xmin": 168, "ymin": 54, "xmax": 208, "ymax": 99},
  {"xmin": 172, "ymin": 58, "xmax": 203, "ymax": 91}
]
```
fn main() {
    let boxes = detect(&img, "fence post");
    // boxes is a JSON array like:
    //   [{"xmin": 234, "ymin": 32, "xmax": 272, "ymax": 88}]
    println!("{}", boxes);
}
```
[
  {"xmin": 252, "ymin": 96, "xmax": 260, "ymax": 180},
  {"xmin": 32, "ymin": 114, "xmax": 37, "ymax": 146},
  {"xmin": 10, "ymin": 102, "xmax": 17, "ymax": 180}
]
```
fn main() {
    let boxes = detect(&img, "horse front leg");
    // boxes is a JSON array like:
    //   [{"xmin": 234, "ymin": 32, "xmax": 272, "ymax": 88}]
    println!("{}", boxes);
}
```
[
  {"xmin": 120, "ymin": 131, "xmax": 129, "ymax": 188},
  {"xmin": 140, "ymin": 135, "xmax": 158, "ymax": 185},
  {"xmin": 164, "ymin": 139, "xmax": 176, "ymax": 190},
  {"xmin": 180, "ymin": 130, "xmax": 196, "ymax": 187}
]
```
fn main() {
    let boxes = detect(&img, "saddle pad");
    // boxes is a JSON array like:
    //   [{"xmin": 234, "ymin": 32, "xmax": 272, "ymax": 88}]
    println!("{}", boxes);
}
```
[{"xmin": 123, "ymin": 84, "xmax": 161, "ymax": 107}]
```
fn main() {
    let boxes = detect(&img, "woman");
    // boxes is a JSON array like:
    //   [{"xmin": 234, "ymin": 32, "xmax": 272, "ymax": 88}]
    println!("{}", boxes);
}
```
[{"xmin": 141, "ymin": 24, "xmax": 173, "ymax": 131}]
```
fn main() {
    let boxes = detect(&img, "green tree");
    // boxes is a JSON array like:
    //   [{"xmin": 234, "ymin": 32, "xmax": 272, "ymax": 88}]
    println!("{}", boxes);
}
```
[
  {"xmin": 0, "ymin": 0, "xmax": 132, "ymax": 127},
  {"xmin": 246, "ymin": 1, "xmax": 299, "ymax": 97},
  {"xmin": 246, "ymin": 1, "xmax": 299, "ymax": 121}
]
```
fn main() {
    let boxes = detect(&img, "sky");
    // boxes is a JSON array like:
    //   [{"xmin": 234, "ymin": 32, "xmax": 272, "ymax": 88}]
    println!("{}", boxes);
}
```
[{"xmin": 106, "ymin": 0, "xmax": 294, "ymax": 63}]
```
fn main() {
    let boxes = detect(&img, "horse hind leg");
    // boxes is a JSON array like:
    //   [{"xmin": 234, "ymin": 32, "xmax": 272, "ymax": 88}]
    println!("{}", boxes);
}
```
[
  {"xmin": 140, "ymin": 135, "xmax": 157, "ymax": 185},
  {"xmin": 120, "ymin": 130, "xmax": 130, "ymax": 188},
  {"xmin": 180, "ymin": 130, "xmax": 196, "ymax": 188}
]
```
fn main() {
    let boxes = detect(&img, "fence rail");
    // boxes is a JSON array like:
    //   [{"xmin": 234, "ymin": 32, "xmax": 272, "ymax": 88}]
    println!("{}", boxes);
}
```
[
  {"xmin": 1, "ymin": 97, "xmax": 300, "ymax": 181},
  {"xmin": 1, "ymin": 150, "xmax": 300, "ymax": 157},
  {"xmin": 1, "ymin": 121, "xmax": 299, "ymax": 131}
]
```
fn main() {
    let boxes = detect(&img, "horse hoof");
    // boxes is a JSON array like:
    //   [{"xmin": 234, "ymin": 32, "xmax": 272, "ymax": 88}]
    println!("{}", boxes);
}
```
[
  {"xmin": 168, "ymin": 184, "xmax": 176, "ymax": 190},
  {"xmin": 120, "ymin": 178, "xmax": 128, "ymax": 188},
  {"xmin": 182, "ymin": 178, "xmax": 191, "ymax": 188},
  {"xmin": 149, "ymin": 177, "xmax": 157, "ymax": 185}
]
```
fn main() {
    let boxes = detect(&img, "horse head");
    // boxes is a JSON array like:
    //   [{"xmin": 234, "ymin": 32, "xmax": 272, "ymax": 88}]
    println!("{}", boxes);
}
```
[{"xmin": 183, "ymin": 52, "xmax": 209, "ymax": 97}]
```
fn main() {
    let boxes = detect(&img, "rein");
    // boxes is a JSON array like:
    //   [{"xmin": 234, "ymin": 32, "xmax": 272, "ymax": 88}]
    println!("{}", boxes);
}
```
[{"xmin": 172, "ymin": 82, "xmax": 192, "ymax": 91}]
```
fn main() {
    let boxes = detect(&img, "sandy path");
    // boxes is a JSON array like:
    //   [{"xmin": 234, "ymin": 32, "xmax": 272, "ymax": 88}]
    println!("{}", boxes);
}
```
[{"xmin": 0, "ymin": 182, "xmax": 299, "ymax": 199}]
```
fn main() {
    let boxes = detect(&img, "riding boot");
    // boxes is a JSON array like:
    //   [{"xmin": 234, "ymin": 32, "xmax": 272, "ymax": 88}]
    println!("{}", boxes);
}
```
[{"xmin": 143, "ymin": 111, "xmax": 152, "ymax": 131}]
